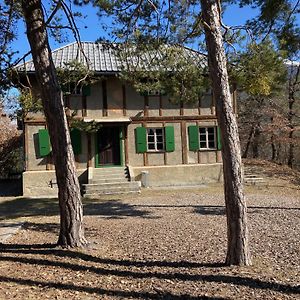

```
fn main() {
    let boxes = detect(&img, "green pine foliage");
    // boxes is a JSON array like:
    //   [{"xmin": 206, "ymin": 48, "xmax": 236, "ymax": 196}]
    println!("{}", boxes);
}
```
[{"xmin": 233, "ymin": 41, "xmax": 287, "ymax": 96}]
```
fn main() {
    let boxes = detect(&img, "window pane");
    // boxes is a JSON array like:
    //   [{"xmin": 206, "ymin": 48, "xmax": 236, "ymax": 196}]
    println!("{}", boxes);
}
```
[
  {"xmin": 157, "ymin": 136, "xmax": 163, "ymax": 142},
  {"xmin": 199, "ymin": 128, "xmax": 206, "ymax": 134},
  {"xmin": 156, "ymin": 128, "xmax": 163, "ymax": 135},
  {"xmin": 148, "ymin": 143, "xmax": 155, "ymax": 150},
  {"xmin": 148, "ymin": 129, "xmax": 154, "ymax": 135},
  {"xmin": 148, "ymin": 136, "xmax": 154, "ymax": 143},
  {"xmin": 207, "ymin": 127, "xmax": 214, "ymax": 134},
  {"xmin": 200, "ymin": 142, "xmax": 207, "ymax": 148},
  {"xmin": 208, "ymin": 141, "xmax": 215, "ymax": 148},
  {"xmin": 157, "ymin": 143, "xmax": 164, "ymax": 150}
]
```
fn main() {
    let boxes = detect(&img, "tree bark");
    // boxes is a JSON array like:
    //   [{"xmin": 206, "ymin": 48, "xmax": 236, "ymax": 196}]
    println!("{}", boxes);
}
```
[
  {"xmin": 242, "ymin": 126, "xmax": 255, "ymax": 158},
  {"xmin": 22, "ymin": 0, "xmax": 87, "ymax": 247},
  {"xmin": 252, "ymin": 124, "xmax": 261, "ymax": 158},
  {"xmin": 287, "ymin": 64, "xmax": 299, "ymax": 168},
  {"xmin": 200, "ymin": 0, "xmax": 251, "ymax": 265}
]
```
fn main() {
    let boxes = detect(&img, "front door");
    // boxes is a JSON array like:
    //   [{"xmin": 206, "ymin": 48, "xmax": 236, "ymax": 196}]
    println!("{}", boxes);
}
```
[{"xmin": 96, "ymin": 127, "xmax": 121, "ymax": 166}]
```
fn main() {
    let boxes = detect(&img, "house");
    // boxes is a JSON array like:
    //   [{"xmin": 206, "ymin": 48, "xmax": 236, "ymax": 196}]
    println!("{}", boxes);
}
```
[{"xmin": 16, "ymin": 42, "xmax": 235, "ymax": 197}]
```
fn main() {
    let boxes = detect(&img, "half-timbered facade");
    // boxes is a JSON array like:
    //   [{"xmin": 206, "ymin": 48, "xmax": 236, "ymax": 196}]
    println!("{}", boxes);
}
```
[{"xmin": 17, "ymin": 42, "xmax": 234, "ymax": 196}]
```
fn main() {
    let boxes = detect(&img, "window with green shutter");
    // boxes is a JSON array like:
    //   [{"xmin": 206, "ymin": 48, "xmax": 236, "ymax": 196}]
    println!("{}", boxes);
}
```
[
  {"xmin": 135, "ymin": 127, "xmax": 147, "ymax": 153},
  {"xmin": 165, "ymin": 126, "xmax": 175, "ymax": 152},
  {"xmin": 70, "ymin": 128, "xmax": 82, "ymax": 155},
  {"xmin": 188, "ymin": 125, "xmax": 199, "ymax": 151},
  {"xmin": 38, "ymin": 129, "xmax": 51, "ymax": 157}
]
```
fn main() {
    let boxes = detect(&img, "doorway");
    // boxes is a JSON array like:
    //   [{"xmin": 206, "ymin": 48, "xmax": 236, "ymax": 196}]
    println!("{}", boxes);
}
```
[{"xmin": 96, "ymin": 126, "xmax": 122, "ymax": 167}]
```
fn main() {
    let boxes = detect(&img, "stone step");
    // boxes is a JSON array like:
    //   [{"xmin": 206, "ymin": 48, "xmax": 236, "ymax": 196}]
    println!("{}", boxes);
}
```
[
  {"xmin": 93, "ymin": 173, "xmax": 128, "ymax": 180},
  {"xmin": 92, "ymin": 178, "xmax": 129, "ymax": 184},
  {"xmin": 84, "ymin": 190, "xmax": 141, "ymax": 198},
  {"xmin": 244, "ymin": 177, "xmax": 265, "ymax": 181},
  {"xmin": 83, "ymin": 184, "xmax": 141, "ymax": 195},
  {"xmin": 82, "ymin": 181, "xmax": 140, "ymax": 193},
  {"xmin": 244, "ymin": 174, "xmax": 262, "ymax": 178},
  {"xmin": 93, "ymin": 167, "xmax": 126, "ymax": 175}
]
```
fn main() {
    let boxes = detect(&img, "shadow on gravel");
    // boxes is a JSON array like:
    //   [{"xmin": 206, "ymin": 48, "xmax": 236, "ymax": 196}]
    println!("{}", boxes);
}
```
[
  {"xmin": 0, "ymin": 245, "xmax": 299, "ymax": 297},
  {"xmin": 133, "ymin": 204, "xmax": 300, "ymax": 216},
  {"xmin": 0, "ymin": 198, "xmax": 152, "ymax": 220},
  {"xmin": 0, "ymin": 275, "xmax": 221, "ymax": 300},
  {"xmin": 84, "ymin": 200, "xmax": 155, "ymax": 219}
]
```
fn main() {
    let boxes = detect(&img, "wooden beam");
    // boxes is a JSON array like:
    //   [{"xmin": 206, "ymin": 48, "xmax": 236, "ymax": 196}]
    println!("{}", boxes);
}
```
[
  {"xmin": 122, "ymin": 84, "xmax": 127, "ymax": 116},
  {"xmin": 102, "ymin": 80, "xmax": 108, "ymax": 117},
  {"xmin": 181, "ymin": 121, "xmax": 188, "ymax": 164},
  {"xmin": 87, "ymin": 133, "xmax": 92, "ymax": 168},
  {"xmin": 144, "ymin": 95, "xmax": 149, "ymax": 117},
  {"xmin": 131, "ymin": 115, "xmax": 216, "ymax": 122},
  {"xmin": 163, "ymin": 121, "xmax": 167, "ymax": 165},
  {"xmin": 211, "ymin": 90, "xmax": 216, "ymax": 115},
  {"xmin": 180, "ymin": 100, "xmax": 184, "ymax": 116},
  {"xmin": 159, "ymin": 94, "xmax": 163, "ymax": 116},
  {"xmin": 124, "ymin": 125, "xmax": 129, "ymax": 165},
  {"xmin": 24, "ymin": 123, "xmax": 29, "ymax": 171},
  {"xmin": 143, "ymin": 121, "xmax": 148, "ymax": 166},
  {"xmin": 82, "ymin": 95, "xmax": 87, "ymax": 117}
]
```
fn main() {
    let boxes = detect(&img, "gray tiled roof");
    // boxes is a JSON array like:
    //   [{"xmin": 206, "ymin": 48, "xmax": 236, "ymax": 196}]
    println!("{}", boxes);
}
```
[{"xmin": 16, "ymin": 42, "xmax": 206, "ymax": 73}]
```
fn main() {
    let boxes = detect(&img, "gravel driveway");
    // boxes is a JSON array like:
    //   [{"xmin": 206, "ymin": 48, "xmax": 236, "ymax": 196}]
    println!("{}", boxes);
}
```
[{"xmin": 0, "ymin": 186, "xmax": 299, "ymax": 299}]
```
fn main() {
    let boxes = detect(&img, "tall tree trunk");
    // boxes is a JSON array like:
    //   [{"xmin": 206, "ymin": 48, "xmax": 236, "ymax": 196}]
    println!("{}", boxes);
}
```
[
  {"xmin": 22, "ymin": 0, "xmax": 87, "ymax": 247},
  {"xmin": 200, "ymin": 0, "xmax": 251, "ymax": 266},
  {"xmin": 287, "ymin": 65, "xmax": 299, "ymax": 168},
  {"xmin": 252, "ymin": 124, "xmax": 261, "ymax": 159},
  {"xmin": 242, "ymin": 125, "xmax": 255, "ymax": 158}
]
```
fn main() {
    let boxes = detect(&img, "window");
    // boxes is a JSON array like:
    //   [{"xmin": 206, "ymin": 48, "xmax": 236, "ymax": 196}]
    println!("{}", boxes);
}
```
[
  {"xmin": 135, "ymin": 126, "xmax": 175, "ymax": 153},
  {"xmin": 199, "ymin": 127, "xmax": 216, "ymax": 149},
  {"xmin": 188, "ymin": 125, "xmax": 220, "ymax": 151},
  {"xmin": 147, "ymin": 128, "xmax": 164, "ymax": 151}
]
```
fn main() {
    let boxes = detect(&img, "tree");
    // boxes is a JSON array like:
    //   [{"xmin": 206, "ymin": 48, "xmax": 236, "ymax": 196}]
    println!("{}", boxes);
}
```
[
  {"xmin": 21, "ymin": 0, "xmax": 86, "ymax": 247},
  {"xmin": 200, "ymin": 0, "xmax": 251, "ymax": 265},
  {"xmin": 91, "ymin": 0, "xmax": 252, "ymax": 265}
]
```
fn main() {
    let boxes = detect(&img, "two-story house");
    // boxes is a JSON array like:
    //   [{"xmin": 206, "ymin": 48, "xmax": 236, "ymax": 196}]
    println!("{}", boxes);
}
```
[{"xmin": 16, "ymin": 42, "xmax": 232, "ymax": 197}]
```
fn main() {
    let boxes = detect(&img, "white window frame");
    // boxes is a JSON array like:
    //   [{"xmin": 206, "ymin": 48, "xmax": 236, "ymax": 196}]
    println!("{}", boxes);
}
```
[
  {"xmin": 199, "ymin": 127, "xmax": 216, "ymax": 150},
  {"xmin": 147, "ymin": 128, "xmax": 165, "ymax": 152}
]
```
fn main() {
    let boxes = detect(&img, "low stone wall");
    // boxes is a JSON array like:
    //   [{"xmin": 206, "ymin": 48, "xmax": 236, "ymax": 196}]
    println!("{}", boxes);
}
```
[
  {"xmin": 132, "ymin": 163, "xmax": 223, "ymax": 187},
  {"xmin": 22, "ymin": 169, "xmax": 88, "ymax": 197}
]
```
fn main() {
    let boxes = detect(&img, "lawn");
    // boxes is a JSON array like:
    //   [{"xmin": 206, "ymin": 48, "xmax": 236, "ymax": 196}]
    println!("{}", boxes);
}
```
[{"xmin": 0, "ymin": 174, "xmax": 299, "ymax": 299}]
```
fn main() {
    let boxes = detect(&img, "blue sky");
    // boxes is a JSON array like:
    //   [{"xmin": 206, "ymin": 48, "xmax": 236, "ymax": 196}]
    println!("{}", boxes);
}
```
[{"xmin": 11, "ymin": 2, "xmax": 262, "ymax": 62}]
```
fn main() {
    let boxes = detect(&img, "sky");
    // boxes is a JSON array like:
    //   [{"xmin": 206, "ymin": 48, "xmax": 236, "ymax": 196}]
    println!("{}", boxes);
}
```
[
  {"xmin": 11, "ymin": 2, "xmax": 263, "ymax": 62},
  {"xmin": 5, "ymin": 0, "xmax": 299, "ymax": 111}
]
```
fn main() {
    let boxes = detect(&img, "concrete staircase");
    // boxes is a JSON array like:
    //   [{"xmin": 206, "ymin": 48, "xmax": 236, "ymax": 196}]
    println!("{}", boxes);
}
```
[
  {"xmin": 243, "ymin": 167, "xmax": 268, "ymax": 186},
  {"xmin": 82, "ymin": 167, "xmax": 141, "ymax": 197}
]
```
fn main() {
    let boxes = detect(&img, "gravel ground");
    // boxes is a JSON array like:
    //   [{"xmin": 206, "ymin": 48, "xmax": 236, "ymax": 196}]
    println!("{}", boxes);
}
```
[{"xmin": 0, "ymin": 185, "xmax": 299, "ymax": 299}]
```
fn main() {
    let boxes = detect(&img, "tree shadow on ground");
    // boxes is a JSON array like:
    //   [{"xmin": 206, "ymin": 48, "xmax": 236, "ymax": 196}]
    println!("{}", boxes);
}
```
[
  {"xmin": 0, "ymin": 198, "xmax": 152, "ymax": 220},
  {"xmin": 84, "ymin": 200, "xmax": 156, "ymax": 219},
  {"xmin": 133, "ymin": 204, "xmax": 300, "ymax": 216},
  {"xmin": 22, "ymin": 222, "xmax": 59, "ymax": 234},
  {"xmin": 0, "ymin": 245, "xmax": 299, "ymax": 298}
]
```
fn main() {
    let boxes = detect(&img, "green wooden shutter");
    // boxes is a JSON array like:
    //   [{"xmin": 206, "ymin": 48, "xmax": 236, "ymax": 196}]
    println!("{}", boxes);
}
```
[
  {"xmin": 38, "ymin": 129, "xmax": 50, "ymax": 157},
  {"xmin": 135, "ymin": 127, "xmax": 147, "ymax": 153},
  {"xmin": 165, "ymin": 126, "xmax": 175, "ymax": 152},
  {"xmin": 188, "ymin": 125, "xmax": 199, "ymax": 151},
  {"xmin": 71, "ymin": 128, "xmax": 82, "ymax": 155},
  {"xmin": 217, "ymin": 127, "xmax": 222, "ymax": 150},
  {"xmin": 82, "ymin": 85, "xmax": 91, "ymax": 96}
]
